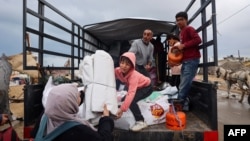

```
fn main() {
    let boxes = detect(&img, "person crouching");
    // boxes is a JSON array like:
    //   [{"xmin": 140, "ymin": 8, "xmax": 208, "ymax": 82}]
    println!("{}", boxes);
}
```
[{"xmin": 115, "ymin": 52, "xmax": 153, "ymax": 131}]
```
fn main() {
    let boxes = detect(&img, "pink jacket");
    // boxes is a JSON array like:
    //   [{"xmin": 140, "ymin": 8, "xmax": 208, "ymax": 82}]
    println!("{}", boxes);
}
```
[{"xmin": 115, "ymin": 52, "xmax": 151, "ymax": 112}]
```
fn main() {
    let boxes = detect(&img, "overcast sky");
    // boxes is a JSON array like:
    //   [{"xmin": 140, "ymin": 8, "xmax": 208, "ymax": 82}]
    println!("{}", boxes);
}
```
[{"xmin": 0, "ymin": 0, "xmax": 250, "ymax": 60}]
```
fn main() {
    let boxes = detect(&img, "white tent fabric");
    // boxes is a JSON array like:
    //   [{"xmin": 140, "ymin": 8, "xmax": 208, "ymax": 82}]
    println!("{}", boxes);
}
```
[{"xmin": 79, "ymin": 50, "xmax": 118, "ymax": 121}]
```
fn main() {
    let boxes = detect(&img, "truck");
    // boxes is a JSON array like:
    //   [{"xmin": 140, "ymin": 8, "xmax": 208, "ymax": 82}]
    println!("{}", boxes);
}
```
[{"xmin": 22, "ymin": 0, "xmax": 219, "ymax": 140}]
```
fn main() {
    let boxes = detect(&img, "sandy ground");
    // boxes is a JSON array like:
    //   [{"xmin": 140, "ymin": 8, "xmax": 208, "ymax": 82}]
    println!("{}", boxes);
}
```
[{"xmin": 8, "ymin": 75, "xmax": 243, "ymax": 140}]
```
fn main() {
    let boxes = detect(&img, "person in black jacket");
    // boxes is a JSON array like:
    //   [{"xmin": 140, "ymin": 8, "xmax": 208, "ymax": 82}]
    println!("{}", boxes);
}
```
[{"xmin": 34, "ymin": 83, "xmax": 114, "ymax": 141}]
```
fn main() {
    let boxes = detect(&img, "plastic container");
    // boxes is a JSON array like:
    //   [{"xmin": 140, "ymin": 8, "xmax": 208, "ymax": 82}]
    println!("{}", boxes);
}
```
[
  {"xmin": 168, "ymin": 47, "xmax": 183, "ymax": 66},
  {"xmin": 166, "ymin": 104, "xmax": 186, "ymax": 130}
]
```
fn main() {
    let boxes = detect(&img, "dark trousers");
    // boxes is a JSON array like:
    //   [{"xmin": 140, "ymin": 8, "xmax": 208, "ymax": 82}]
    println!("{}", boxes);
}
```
[
  {"xmin": 155, "ymin": 52, "xmax": 166, "ymax": 82},
  {"xmin": 171, "ymin": 75, "xmax": 180, "ymax": 90},
  {"xmin": 130, "ymin": 84, "xmax": 153, "ymax": 121}
]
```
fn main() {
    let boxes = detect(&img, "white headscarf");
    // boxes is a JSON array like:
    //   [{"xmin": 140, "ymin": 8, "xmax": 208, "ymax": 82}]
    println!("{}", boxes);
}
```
[{"xmin": 44, "ymin": 83, "xmax": 96, "ymax": 134}]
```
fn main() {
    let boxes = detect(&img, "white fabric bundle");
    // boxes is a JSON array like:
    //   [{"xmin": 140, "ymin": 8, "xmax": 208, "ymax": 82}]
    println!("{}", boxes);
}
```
[{"xmin": 79, "ymin": 50, "xmax": 118, "ymax": 121}]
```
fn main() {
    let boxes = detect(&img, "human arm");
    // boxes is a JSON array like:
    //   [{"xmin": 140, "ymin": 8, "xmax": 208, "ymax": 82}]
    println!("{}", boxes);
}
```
[
  {"xmin": 145, "ymin": 64, "xmax": 151, "ymax": 72},
  {"xmin": 116, "ymin": 77, "xmax": 138, "ymax": 119},
  {"xmin": 119, "ymin": 81, "xmax": 137, "ymax": 112},
  {"xmin": 183, "ymin": 27, "xmax": 201, "ymax": 49},
  {"xmin": 183, "ymin": 27, "xmax": 201, "ymax": 48},
  {"xmin": 118, "ymin": 75, "xmax": 139, "ymax": 112},
  {"xmin": 56, "ymin": 105, "xmax": 114, "ymax": 141},
  {"xmin": 97, "ymin": 117, "xmax": 114, "ymax": 141},
  {"xmin": 102, "ymin": 104, "xmax": 110, "ymax": 117},
  {"xmin": 145, "ymin": 44, "xmax": 154, "ymax": 71},
  {"xmin": 145, "ymin": 55, "xmax": 153, "ymax": 70},
  {"xmin": 116, "ymin": 109, "xmax": 123, "ymax": 119},
  {"xmin": 55, "ymin": 116, "xmax": 114, "ymax": 141},
  {"xmin": 128, "ymin": 41, "xmax": 138, "ymax": 54},
  {"xmin": 97, "ymin": 104, "xmax": 114, "ymax": 141},
  {"xmin": 174, "ymin": 26, "xmax": 201, "ymax": 50}
]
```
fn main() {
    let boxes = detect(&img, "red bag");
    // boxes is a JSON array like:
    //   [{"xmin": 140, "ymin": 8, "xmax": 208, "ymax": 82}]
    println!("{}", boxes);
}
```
[{"xmin": 0, "ymin": 120, "xmax": 21, "ymax": 141}]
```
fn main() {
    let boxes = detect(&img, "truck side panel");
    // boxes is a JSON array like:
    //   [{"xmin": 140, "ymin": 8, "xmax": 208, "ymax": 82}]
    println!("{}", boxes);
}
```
[{"xmin": 189, "ymin": 81, "xmax": 218, "ymax": 130}]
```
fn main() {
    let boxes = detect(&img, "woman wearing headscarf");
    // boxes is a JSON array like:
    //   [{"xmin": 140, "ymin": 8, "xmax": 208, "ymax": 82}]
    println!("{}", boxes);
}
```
[{"xmin": 35, "ymin": 83, "xmax": 114, "ymax": 141}]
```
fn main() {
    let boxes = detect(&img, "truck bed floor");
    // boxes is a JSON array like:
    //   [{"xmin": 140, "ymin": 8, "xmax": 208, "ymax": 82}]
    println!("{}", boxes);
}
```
[{"xmin": 113, "ymin": 112, "xmax": 210, "ymax": 141}]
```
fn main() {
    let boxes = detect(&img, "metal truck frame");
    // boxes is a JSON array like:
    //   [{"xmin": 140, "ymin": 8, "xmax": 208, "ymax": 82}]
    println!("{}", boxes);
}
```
[{"xmin": 22, "ymin": 0, "xmax": 218, "ymax": 140}]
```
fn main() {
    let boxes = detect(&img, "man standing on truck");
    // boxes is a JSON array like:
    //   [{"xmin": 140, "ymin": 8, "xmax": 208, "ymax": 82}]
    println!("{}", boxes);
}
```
[
  {"xmin": 174, "ymin": 11, "xmax": 201, "ymax": 110},
  {"xmin": 129, "ymin": 29, "xmax": 154, "ymax": 78}
]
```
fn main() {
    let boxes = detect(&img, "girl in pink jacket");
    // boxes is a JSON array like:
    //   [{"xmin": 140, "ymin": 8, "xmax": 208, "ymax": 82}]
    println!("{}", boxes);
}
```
[{"xmin": 115, "ymin": 52, "xmax": 153, "ymax": 132}]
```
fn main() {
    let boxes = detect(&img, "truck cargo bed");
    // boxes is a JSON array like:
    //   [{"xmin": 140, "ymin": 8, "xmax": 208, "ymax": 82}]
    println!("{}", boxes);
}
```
[
  {"xmin": 113, "ymin": 112, "xmax": 210, "ymax": 141},
  {"xmin": 24, "ymin": 81, "xmax": 217, "ymax": 140}
]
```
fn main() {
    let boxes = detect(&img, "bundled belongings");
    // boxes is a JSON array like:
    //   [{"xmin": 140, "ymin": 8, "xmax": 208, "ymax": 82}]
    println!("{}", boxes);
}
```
[
  {"xmin": 114, "ymin": 86, "xmax": 178, "ymax": 130},
  {"xmin": 78, "ymin": 50, "xmax": 118, "ymax": 124}
]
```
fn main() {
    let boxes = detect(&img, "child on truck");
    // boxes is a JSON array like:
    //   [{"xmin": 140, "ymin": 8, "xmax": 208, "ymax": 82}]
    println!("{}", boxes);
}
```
[
  {"xmin": 115, "ymin": 52, "xmax": 153, "ymax": 132},
  {"xmin": 167, "ymin": 34, "xmax": 182, "ymax": 90},
  {"xmin": 174, "ymin": 11, "xmax": 202, "ymax": 111}
]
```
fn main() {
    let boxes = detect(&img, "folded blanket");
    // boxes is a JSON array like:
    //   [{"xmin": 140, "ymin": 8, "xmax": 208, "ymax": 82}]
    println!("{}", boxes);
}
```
[
  {"xmin": 79, "ymin": 50, "xmax": 118, "ymax": 121},
  {"xmin": 79, "ymin": 55, "xmax": 96, "ymax": 120},
  {"xmin": 91, "ymin": 50, "xmax": 118, "ymax": 113}
]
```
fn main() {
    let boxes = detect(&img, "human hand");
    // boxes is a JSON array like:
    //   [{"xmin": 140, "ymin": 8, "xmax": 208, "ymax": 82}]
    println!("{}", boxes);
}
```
[
  {"xmin": 173, "ymin": 43, "xmax": 185, "ymax": 50},
  {"xmin": 102, "ymin": 104, "xmax": 110, "ymax": 117},
  {"xmin": 116, "ymin": 109, "xmax": 123, "ymax": 119},
  {"xmin": 1, "ymin": 114, "xmax": 8, "ymax": 125},
  {"xmin": 172, "ymin": 47, "xmax": 181, "ymax": 54},
  {"xmin": 145, "ymin": 64, "xmax": 151, "ymax": 71}
]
